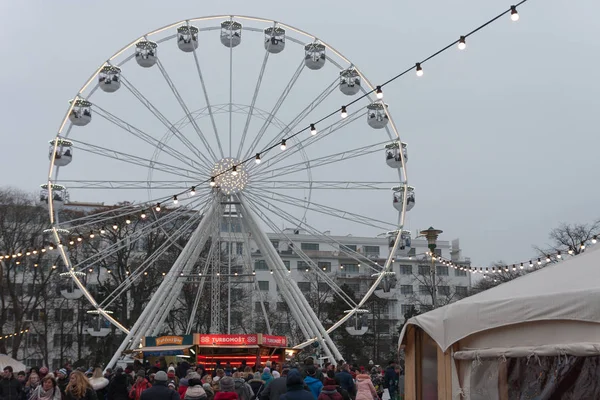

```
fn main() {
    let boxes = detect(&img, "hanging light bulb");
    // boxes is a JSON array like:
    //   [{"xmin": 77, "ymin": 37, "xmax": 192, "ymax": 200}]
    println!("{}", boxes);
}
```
[
  {"xmin": 270, "ymin": 270, "xmax": 274, "ymax": 274},
  {"xmin": 173, "ymin": 195, "xmax": 178, "ymax": 205},
  {"xmin": 545, "ymin": 256, "xmax": 551, "ymax": 263},
  {"xmin": 141, "ymin": 210, "xmax": 146, "ymax": 219},
  {"xmin": 112, "ymin": 224, "xmax": 118, "ymax": 230},
  {"xmin": 511, "ymin": 264, "xmax": 516, "ymax": 271},
  {"xmin": 310, "ymin": 124, "xmax": 317, "ymax": 135},
  {"xmin": 47, "ymin": 245, "xmax": 54, "ymax": 251},
  {"xmin": 89, "ymin": 231, "xmax": 95, "ymax": 239},
  {"xmin": 415, "ymin": 63, "xmax": 423, "ymax": 77},
  {"xmin": 210, "ymin": 177, "xmax": 216, "ymax": 187},
  {"xmin": 280, "ymin": 139, "xmax": 287, "ymax": 151},
  {"xmin": 580, "ymin": 242, "xmax": 586, "ymax": 250},
  {"xmin": 255, "ymin": 153, "xmax": 261, "ymax": 164},
  {"xmin": 125, "ymin": 217, "xmax": 131, "ymax": 224},
  {"xmin": 528, "ymin": 260, "xmax": 533, "ymax": 268},
  {"xmin": 510, "ymin": 5, "xmax": 519, "ymax": 21},
  {"xmin": 537, "ymin": 258, "xmax": 542, "ymax": 265},
  {"xmin": 520, "ymin": 263, "xmax": 524, "ymax": 269},
  {"xmin": 340, "ymin": 106, "xmax": 348, "ymax": 118},
  {"xmin": 593, "ymin": 236, "xmax": 597, "ymax": 244},
  {"xmin": 77, "ymin": 236, "xmax": 83, "ymax": 242},
  {"xmin": 100, "ymin": 227, "xmax": 106, "ymax": 234},
  {"xmin": 155, "ymin": 203, "xmax": 161, "ymax": 212},
  {"xmin": 458, "ymin": 36, "xmax": 466, "ymax": 50},
  {"xmin": 231, "ymin": 165, "xmax": 238, "ymax": 176},
  {"xmin": 568, "ymin": 247, "xmax": 574, "ymax": 255},
  {"xmin": 40, "ymin": 248, "xmax": 46, "ymax": 253},
  {"xmin": 375, "ymin": 86, "xmax": 383, "ymax": 99},
  {"xmin": 556, "ymin": 251, "xmax": 562, "ymax": 259},
  {"xmin": 190, "ymin": 186, "xmax": 196, "ymax": 196}
]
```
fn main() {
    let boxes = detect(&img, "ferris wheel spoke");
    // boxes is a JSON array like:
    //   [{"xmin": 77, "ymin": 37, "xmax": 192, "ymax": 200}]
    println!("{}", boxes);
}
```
[
  {"xmin": 155, "ymin": 59, "xmax": 219, "ymax": 162},
  {"xmin": 237, "ymin": 49, "xmax": 271, "ymax": 159},
  {"xmin": 242, "ymin": 60, "xmax": 305, "ymax": 159},
  {"xmin": 55, "ymin": 180, "xmax": 206, "ymax": 191},
  {"xmin": 242, "ymin": 196, "xmax": 358, "ymax": 308},
  {"xmin": 246, "ymin": 187, "xmax": 395, "ymax": 231},
  {"xmin": 254, "ymin": 140, "xmax": 387, "ymax": 180},
  {"xmin": 71, "ymin": 139, "xmax": 204, "ymax": 180},
  {"xmin": 244, "ymin": 191, "xmax": 382, "ymax": 273},
  {"xmin": 120, "ymin": 77, "xmax": 214, "ymax": 170},
  {"xmin": 248, "ymin": 180, "xmax": 397, "ymax": 191},
  {"xmin": 93, "ymin": 104, "xmax": 203, "ymax": 172}
]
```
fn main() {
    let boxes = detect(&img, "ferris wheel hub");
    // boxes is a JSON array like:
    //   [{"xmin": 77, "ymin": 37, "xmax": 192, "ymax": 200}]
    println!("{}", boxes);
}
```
[{"xmin": 212, "ymin": 158, "xmax": 248, "ymax": 194}]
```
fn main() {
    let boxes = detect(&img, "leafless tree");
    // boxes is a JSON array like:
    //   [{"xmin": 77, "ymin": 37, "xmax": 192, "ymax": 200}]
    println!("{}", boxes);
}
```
[{"xmin": 534, "ymin": 220, "xmax": 600, "ymax": 258}]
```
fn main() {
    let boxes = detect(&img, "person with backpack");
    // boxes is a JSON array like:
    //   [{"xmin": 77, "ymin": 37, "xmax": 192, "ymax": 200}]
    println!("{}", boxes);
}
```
[{"xmin": 247, "ymin": 373, "xmax": 264, "ymax": 400}]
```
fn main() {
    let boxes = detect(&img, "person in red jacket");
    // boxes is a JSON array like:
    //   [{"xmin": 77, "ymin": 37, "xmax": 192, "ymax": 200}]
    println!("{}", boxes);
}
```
[
  {"xmin": 214, "ymin": 377, "xmax": 238, "ymax": 400},
  {"xmin": 317, "ymin": 377, "xmax": 343, "ymax": 400},
  {"xmin": 129, "ymin": 370, "xmax": 152, "ymax": 400}
]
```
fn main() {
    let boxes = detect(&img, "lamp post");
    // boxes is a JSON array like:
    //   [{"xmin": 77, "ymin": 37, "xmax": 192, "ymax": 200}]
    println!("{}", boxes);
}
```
[{"xmin": 419, "ymin": 227, "xmax": 443, "ymax": 308}]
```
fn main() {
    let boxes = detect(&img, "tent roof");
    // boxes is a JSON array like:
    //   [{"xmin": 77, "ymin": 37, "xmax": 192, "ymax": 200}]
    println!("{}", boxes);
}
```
[
  {"xmin": 400, "ymin": 245, "xmax": 600, "ymax": 352},
  {"xmin": 0, "ymin": 354, "xmax": 26, "ymax": 372}
]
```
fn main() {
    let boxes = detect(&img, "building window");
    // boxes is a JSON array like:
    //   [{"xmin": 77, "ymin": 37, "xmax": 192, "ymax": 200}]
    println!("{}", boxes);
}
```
[
  {"xmin": 364, "ymin": 246, "xmax": 380, "ymax": 256},
  {"xmin": 258, "ymin": 281, "xmax": 269, "ymax": 291},
  {"xmin": 344, "ymin": 263, "xmax": 359, "ymax": 273},
  {"xmin": 399, "ymin": 265, "xmax": 412, "ymax": 275},
  {"xmin": 455, "ymin": 268, "xmax": 468, "ymax": 277},
  {"xmin": 418, "ymin": 265, "xmax": 430, "ymax": 275},
  {"xmin": 283, "ymin": 260, "xmax": 291, "ymax": 271},
  {"xmin": 255, "ymin": 302, "xmax": 270, "ymax": 312},
  {"xmin": 438, "ymin": 286, "xmax": 450, "ymax": 296},
  {"xmin": 418, "ymin": 285, "xmax": 429, "ymax": 295},
  {"xmin": 270, "ymin": 240, "xmax": 279, "ymax": 250},
  {"xmin": 318, "ymin": 262, "xmax": 331, "ymax": 272},
  {"xmin": 55, "ymin": 309, "xmax": 73, "ymax": 323},
  {"xmin": 436, "ymin": 266, "xmax": 449, "ymax": 276},
  {"xmin": 255, "ymin": 260, "xmax": 268, "ymax": 271},
  {"xmin": 455, "ymin": 286, "xmax": 468, "ymax": 296},
  {"xmin": 297, "ymin": 282, "xmax": 311, "ymax": 292},
  {"xmin": 400, "ymin": 285, "xmax": 413, "ymax": 295},
  {"xmin": 276, "ymin": 302, "xmax": 288, "ymax": 311},
  {"xmin": 297, "ymin": 261, "xmax": 309, "ymax": 271},
  {"xmin": 301, "ymin": 243, "xmax": 319, "ymax": 251},
  {"xmin": 401, "ymin": 304, "xmax": 417, "ymax": 315},
  {"xmin": 344, "ymin": 244, "xmax": 357, "ymax": 252}
]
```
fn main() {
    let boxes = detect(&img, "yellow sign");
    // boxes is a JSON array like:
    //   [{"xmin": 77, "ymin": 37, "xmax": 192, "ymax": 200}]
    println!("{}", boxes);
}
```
[{"xmin": 156, "ymin": 336, "xmax": 184, "ymax": 346}]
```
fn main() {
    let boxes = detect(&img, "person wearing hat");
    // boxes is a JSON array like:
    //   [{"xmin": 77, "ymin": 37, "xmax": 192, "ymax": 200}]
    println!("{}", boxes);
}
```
[
  {"xmin": 139, "ymin": 371, "xmax": 178, "ymax": 400},
  {"xmin": 260, "ymin": 368, "xmax": 273, "ymax": 388},
  {"xmin": 214, "ymin": 376, "xmax": 238, "ymax": 400},
  {"xmin": 184, "ymin": 372, "xmax": 207, "ymax": 400},
  {"xmin": 129, "ymin": 370, "xmax": 152, "ymax": 400},
  {"xmin": 303, "ymin": 367, "xmax": 322, "ymax": 400},
  {"xmin": 259, "ymin": 366, "xmax": 289, "ymax": 400},
  {"xmin": 317, "ymin": 372, "xmax": 343, "ymax": 400},
  {"xmin": 280, "ymin": 370, "xmax": 313, "ymax": 400}
]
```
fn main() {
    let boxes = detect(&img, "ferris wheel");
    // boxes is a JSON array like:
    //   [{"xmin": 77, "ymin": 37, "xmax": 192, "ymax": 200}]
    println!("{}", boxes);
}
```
[{"xmin": 44, "ymin": 15, "xmax": 412, "ymax": 365}]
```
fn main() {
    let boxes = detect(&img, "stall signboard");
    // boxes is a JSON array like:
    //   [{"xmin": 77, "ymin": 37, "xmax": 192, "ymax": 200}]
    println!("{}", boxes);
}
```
[
  {"xmin": 145, "ymin": 334, "xmax": 194, "ymax": 347},
  {"xmin": 197, "ymin": 334, "xmax": 259, "ymax": 346},
  {"xmin": 261, "ymin": 334, "xmax": 287, "ymax": 347}
]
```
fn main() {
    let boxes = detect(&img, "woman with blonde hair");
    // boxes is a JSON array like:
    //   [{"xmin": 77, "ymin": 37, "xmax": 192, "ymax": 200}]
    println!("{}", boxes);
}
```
[
  {"xmin": 30, "ymin": 376, "xmax": 62, "ymax": 400},
  {"xmin": 64, "ymin": 370, "xmax": 98, "ymax": 400},
  {"xmin": 88, "ymin": 367, "xmax": 109, "ymax": 399}
]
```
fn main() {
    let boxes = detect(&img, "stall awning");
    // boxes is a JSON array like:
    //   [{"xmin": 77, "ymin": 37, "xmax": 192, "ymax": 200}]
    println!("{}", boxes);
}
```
[{"xmin": 137, "ymin": 345, "xmax": 192, "ymax": 356}]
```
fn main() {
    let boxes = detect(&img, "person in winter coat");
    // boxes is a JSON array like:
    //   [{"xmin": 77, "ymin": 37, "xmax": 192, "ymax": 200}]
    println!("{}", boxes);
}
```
[
  {"xmin": 24, "ymin": 371, "xmax": 41, "ymax": 400},
  {"xmin": 232, "ymin": 372, "xmax": 253, "ymax": 400},
  {"xmin": 56, "ymin": 369, "xmax": 69, "ymax": 397},
  {"xmin": 89, "ymin": 367, "xmax": 109, "ymax": 400},
  {"xmin": 0, "ymin": 366, "xmax": 23, "ymax": 400},
  {"xmin": 214, "ymin": 377, "xmax": 238, "ymax": 400},
  {"xmin": 382, "ymin": 362, "xmax": 397, "ymax": 400},
  {"xmin": 259, "ymin": 369, "xmax": 272, "ymax": 389},
  {"xmin": 280, "ymin": 370, "xmax": 313, "ymax": 400},
  {"xmin": 317, "ymin": 377, "xmax": 342, "ymax": 400},
  {"xmin": 129, "ymin": 370, "xmax": 151, "ymax": 400},
  {"xmin": 64, "ymin": 371, "xmax": 98, "ymax": 400},
  {"xmin": 354, "ymin": 374, "xmax": 377, "ymax": 400},
  {"xmin": 303, "ymin": 368, "xmax": 322, "ymax": 400},
  {"xmin": 108, "ymin": 368, "xmax": 130, "ymax": 400},
  {"xmin": 184, "ymin": 373, "xmax": 207, "ymax": 400},
  {"xmin": 139, "ymin": 371, "xmax": 178, "ymax": 400},
  {"xmin": 167, "ymin": 367, "xmax": 180, "ymax": 387},
  {"xmin": 29, "ymin": 376, "xmax": 62, "ymax": 400},
  {"xmin": 202, "ymin": 383, "xmax": 214, "ymax": 400},
  {"xmin": 178, "ymin": 378, "xmax": 189, "ymax": 399},
  {"xmin": 334, "ymin": 366, "xmax": 355, "ymax": 399},
  {"xmin": 259, "ymin": 367, "xmax": 288, "ymax": 400},
  {"xmin": 247, "ymin": 373, "xmax": 264, "ymax": 400}
]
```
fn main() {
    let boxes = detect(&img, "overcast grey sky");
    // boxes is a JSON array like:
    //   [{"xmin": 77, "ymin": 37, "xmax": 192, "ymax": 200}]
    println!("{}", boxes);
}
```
[{"xmin": 0, "ymin": 0, "xmax": 598, "ymax": 268}]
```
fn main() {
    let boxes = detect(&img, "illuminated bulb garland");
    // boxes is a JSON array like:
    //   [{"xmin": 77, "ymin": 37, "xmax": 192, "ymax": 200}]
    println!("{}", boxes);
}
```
[{"xmin": 0, "ymin": 329, "xmax": 29, "ymax": 341}]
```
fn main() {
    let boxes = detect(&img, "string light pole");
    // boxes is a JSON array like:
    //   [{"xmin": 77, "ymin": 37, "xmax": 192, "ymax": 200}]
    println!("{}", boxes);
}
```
[{"xmin": 420, "ymin": 227, "xmax": 443, "ymax": 308}]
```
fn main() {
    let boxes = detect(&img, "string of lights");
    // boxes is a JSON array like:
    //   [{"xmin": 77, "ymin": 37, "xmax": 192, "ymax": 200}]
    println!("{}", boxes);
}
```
[{"xmin": 0, "ymin": 329, "xmax": 29, "ymax": 341}]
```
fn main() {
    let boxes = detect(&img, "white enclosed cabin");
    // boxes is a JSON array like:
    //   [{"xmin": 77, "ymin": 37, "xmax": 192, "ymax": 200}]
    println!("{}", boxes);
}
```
[
  {"xmin": 367, "ymin": 102, "xmax": 389, "ymax": 129},
  {"xmin": 98, "ymin": 65, "xmax": 121, "ymax": 93},
  {"xmin": 385, "ymin": 141, "xmax": 407, "ymax": 169},
  {"xmin": 58, "ymin": 271, "xmax": 86, "ymax": 300},
  {"xmin": 389, "ymin": 230, "xmax": 412, "ymax": 257},
  {"xmin": 86, "ymin": 310, "xmax": 112, "ymax": 337},
  {"xmin": 39, "ymin": 184, "xmax": 67, "ymax": 210},
  {"xmin": 264, "ymin": 26, "xmax": 285, "ymax": 53},
  {"xmin": 48, "ymin": 139, "xmax": 73, "ymax": 167},
  {"xmin": 392, "ymin": 186, "xmax": 415, "ymax": 212},
  {"xmin": 43, "ymin": 228, "xmax": 70, "ymax": 247},
  {"xmin": 345, "ymin": 312, "xmax": 369, "ymax": 336},
  {"xmin": 374, "ymin": 272, "xmax": 397, "ymax": 299},
  {"xmin": 221, "ymin": 20, "xmax": 242, "ymax": 48},
  {"xmin": 68, "ymin": 99, "xmax": 92, "ymax": 126},
  {"xmin": 304, "ymin": 42, "xmax": 326, "ymax": 70},
  {"xmin": 177, "ymin": 25, "xmax": 199, "ymax": 52},
  {"xmin": 135, "ymin": 40, "xmax": 158, "ymax": 68},
  {"xmin": 339, "ymin": 68, "xmax": 361, "ymax": 96}
]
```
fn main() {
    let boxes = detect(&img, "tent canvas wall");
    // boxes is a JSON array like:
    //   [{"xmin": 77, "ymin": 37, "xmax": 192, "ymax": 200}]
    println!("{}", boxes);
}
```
[{"xmin": 398, "ymin": 245, "xmax": 600, "ymax": 399}]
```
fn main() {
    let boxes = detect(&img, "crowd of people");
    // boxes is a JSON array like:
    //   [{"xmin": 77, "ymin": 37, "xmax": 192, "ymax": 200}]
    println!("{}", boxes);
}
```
[{"xmin": 0, "ymin": 358, "xmax": 403, "ymax": 400}]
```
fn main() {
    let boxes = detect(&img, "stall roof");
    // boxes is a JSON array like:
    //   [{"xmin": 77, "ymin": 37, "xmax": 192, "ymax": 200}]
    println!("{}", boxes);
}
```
[
  {"xmin": 138, "ymin": 345, "xmax": 192, "ymax": 356},
  {"xmin": 400, "ymin": 246, "xmax": 600, "ymax": 352}
]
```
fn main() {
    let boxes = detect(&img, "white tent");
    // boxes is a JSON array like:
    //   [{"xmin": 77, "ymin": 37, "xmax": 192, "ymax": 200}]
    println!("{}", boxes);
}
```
[
  {"xmin": 399, "ymin": 245, "xmax": 600, "ymax": 399},
  {"xmin": 0, "ymin": 354, "xmax": 26, "ymax": 372}
]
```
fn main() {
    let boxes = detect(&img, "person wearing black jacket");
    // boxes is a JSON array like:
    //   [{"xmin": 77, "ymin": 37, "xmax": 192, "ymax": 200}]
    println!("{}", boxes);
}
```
[
  {"xmin": 280, "ymin": 370, "xmax": 313, "ymax": 400},
  {"xmin": 382, "ymin": 362, "xmax": 397, "ymax": 400},
  {"xmin": 140, "ymin": 371, "xmax": 178, "ymax": 400},
  {"xmin": 108, "ymin": 368, "xmax": 130, "ymax": 400},
  {"xmin": 260, "ymin": 367, "xmax": 289, "ymax": 400},
  {"xmin": 0, "ymin": 366, "xmax": 22, "ymax": 400}
]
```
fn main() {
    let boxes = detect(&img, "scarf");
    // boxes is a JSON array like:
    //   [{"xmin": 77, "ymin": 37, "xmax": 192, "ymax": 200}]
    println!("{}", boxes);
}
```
[{"xmin": 34, "ymin": 385, "xmax": 57, "ymax": 400}]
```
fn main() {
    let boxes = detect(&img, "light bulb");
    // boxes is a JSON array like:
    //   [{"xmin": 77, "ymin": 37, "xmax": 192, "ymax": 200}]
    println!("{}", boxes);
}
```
[
  {"xmin": 556, "ymin": 251, "xmax": 562, "ymax": 259},
  {"xmin": 126, "ymin": 217, "xmax": 131, "ymax": 224},
  {"xmin": 210, "ymin": 177, "xmax": 216, "ymax": 187},
  {"xmin": 580, "ymin": 243, "xmax": 586, "ymax": 250},
  {"xmin": 310, "ymin": 124, "xmax": 317, "ymax": 135},
  {"xmin": 89, "ymin": 232, "xmax": 95, "ymax": 238},
  {"xmin": 415, "ymin": 63, "xmax": 423, "ymax": 77},
  {"xmin": 112, "ymin": 224, "xmax": 118, "ymax": 230},
  {"xmin": 568, "ymin": 247, "xmax": 574, "ymax": 255},
  {"xmin": 520, "ymin": 263, "xmax": 524, "ymax": 269},
  {"xmin": 155, "ymin": 203, "xmax": 161, "ymax": 212},
  {"xmin": 100, "ymin": 227, "xmax": 106, "ymax": 234},
  {"xmin": 458, "ymin": 36, "xmax": 466, "ymax": 50},
  {"xmin": 537, "ymin": 258, "xmax": 542, "ymax": 265},
  {"xmin": 190, "ymin": 186, "xmax": 196, "ymax": 196},
  {"xmin": 77, "ymin": 236, "xmax": 83, "ymax": 242},
  {"xmin": 375, "ymin": 86, "xmax": 383, "ymax": 99},
  {"xmin": 141, "ymin": 211, "xmax": 146, "ymax": 219},
  {"xmin": 545, "ymin": 256, "xmax": 551, "ymax": 263},
  {"xmin": 528, "ymin": 261, "xmax": 533, "ymax": 268},
  {"xmin": 231, "ymin": 166, "xmax": 238, "ymax": 176},
  {"xmin": 340, "ymin": 106, "xmax": 348, "ymax": 118},
  {"xmin": 280, "ymin": 139, "xmax": 287, "ymax": 151},
  {"xmin": 593, "ymin": 236, "xmax": 597, "ymax": 244},
  {"xmin": 173, "ymin": 195, "xmax": 178, "ymax": 204},
  {"xmin": 255, "ymin": 153, "xmax": 261, "ymax": 164},
  {"xmin": 510, "ymin": 6, "xmax": 519, "ymax": 21}
]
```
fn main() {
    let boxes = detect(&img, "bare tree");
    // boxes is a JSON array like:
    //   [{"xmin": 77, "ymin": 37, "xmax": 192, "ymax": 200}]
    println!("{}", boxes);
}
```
[
  {"xmin": 406, "ymin": 259, "xmax": 461, "ymax": 310},
  {"xmin": 535, "ymin": 220, "xmax": 600, "ymax": 257}
]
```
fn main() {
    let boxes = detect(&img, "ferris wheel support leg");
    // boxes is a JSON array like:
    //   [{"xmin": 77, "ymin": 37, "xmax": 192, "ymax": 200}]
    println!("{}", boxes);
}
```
[
  {"xmin": 237, "ymin": 195, "xmax": 341, "ymax": 362},
  {"xmin": 105, "ymin": 201, "xmax": 218, "ymax": 371}
]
